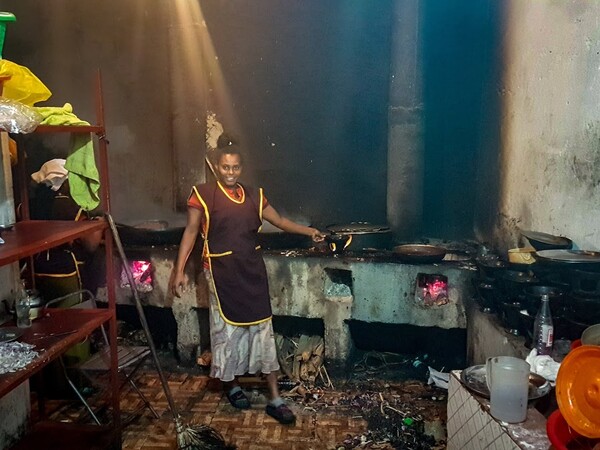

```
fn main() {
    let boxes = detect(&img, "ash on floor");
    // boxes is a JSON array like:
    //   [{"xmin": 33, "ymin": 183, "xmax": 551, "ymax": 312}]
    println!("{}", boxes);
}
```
[
  {"xmin": 38, "ymin": 321, "xmax": 449, "ymax": 450},
  {"xmin": 278, "ymin": 350, "xmax": 447, "ymax": 450}
]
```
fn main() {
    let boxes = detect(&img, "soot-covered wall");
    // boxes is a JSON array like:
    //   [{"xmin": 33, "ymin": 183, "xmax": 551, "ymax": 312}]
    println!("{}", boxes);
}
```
[
  {"xmin": 420, "ymin": 0, "xmax": 503, "ymax": 240},
  {"xmin": 1, "ymin": 0, "xmax": 508, "ymax": 242},
  {"xmin": 0, "ymin": 1, "xmax": 393, "ymax": 229},
  {"xmin": 199, "ymin": 1, "xmax": 393, "ymax": 228}
]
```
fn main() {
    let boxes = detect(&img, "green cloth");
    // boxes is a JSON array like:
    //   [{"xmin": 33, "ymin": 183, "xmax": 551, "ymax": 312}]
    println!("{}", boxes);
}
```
[
  {"xmin": 34, "ymin": 103, "xmax": 89, "ymax": 126},
  {"xmin": 65, "ymin": 134, "xmax": 100, "ymax": 211},
  {"xmin": 33, "ymin": 103, "xmax": 100, "ymax": 211}
]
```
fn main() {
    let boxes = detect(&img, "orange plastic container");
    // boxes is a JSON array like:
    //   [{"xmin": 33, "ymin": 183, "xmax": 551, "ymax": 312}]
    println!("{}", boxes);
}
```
[{"xmin": 555, "ymin": 345, "xmax": 600, "ymax": 439}]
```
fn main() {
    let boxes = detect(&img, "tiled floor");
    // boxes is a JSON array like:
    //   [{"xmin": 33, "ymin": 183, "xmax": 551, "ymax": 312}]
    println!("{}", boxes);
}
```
[{"xmin": 33, "ymin": 360, "xmax": 447, "ymax": 450}]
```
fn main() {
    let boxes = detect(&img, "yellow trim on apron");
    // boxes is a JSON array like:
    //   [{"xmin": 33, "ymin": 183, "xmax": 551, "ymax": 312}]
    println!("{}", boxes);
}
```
[
  {"xmin": 206, "ymin": 251, "xmax": 233, "ymax": 258},
  {"xmin": 194, "ymin": 184, "xmax": 270, "ymax": 326},
  {"xmin": 217, "ymin": 181, "xmax": 245, "ymax": 204}
]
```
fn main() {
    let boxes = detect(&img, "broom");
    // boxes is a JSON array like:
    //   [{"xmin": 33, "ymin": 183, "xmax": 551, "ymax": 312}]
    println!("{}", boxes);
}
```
[{"xmin": 106, "ymin": 213, "xmax": 235, "ymax": 450}]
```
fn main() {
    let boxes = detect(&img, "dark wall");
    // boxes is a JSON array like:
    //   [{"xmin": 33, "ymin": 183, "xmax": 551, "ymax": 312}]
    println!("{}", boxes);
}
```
[
  {"xmin": 0, "ymin": 0, "xmax": 393, "ymax": 229},
  {"xmin": 0, "ymin": 0, "xmax": 174, "ymax": 225},
  {"xmin": 199, "ymin": 1, "xmax": 393, "ymax": 227},
  {"xmin": 0, "ymin": 0, "xmax": 504, "ymax": 241},
  {"xmin": 420, "ymin": 0, "xmax": 502, "ymax": 239}
]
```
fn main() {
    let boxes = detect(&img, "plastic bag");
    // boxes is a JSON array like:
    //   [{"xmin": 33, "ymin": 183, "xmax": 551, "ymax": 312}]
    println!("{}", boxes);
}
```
[
  {"xmin": 0, "ymin": 59, "xmax": 52, "ymax": 106},
  {"xmin": 0, "ymin": 98, "xmax": 42, "ymax": 133}
]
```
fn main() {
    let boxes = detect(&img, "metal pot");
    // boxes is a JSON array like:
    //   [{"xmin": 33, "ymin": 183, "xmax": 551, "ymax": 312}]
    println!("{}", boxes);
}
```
[
  {"xmin": 475, "ymin": 256, "xmax": 508, "ymax": 280},
  {"xmin": 27, "ymin": 289, "xmax": 45, "ymax": 320},
  {"xmin": 393, "ymin": 244, "xmax": 447, "ymax": 264},
  {"xmin": 325, "ymin": 223, "xmax": 392, "ymax": 252},
  {"xmin": 3, "ymin": 289, "xmax": 45, "ymax": 320},
  {"xmin": 523, "ymin": 285, "xmax": 565, "ymax": 317}
]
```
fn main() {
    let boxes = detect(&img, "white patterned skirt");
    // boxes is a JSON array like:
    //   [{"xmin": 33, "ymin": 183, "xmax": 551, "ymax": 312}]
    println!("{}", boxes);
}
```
[{"xmin": 205, "ymin": 270, "xmax": 280, "ymax": 382}]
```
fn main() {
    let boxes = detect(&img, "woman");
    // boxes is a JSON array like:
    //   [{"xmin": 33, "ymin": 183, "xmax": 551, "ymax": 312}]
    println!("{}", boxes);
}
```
[
  {"xmin": 170, "ymin": 142, "xmax": 324, "ymax": 425},
  {"xmin": 29, "ymin": 160, "xmax": 103, "ymax": 303}
]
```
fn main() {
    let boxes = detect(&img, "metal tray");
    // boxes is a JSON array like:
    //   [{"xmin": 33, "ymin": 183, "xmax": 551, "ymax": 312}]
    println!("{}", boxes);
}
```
[
  {"xmin": 0, "ymin": 327, "xmax": 24, "ymax": 343},
  {"xmin": 460, "ymin": 365, "xmax": 551, "ymax": 400}
]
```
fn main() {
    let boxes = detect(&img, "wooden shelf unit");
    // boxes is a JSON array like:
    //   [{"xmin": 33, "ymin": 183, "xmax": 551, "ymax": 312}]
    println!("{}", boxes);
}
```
[{"xmin": 0, "ymin": 72, "xmax": 121, "ymax": 449}]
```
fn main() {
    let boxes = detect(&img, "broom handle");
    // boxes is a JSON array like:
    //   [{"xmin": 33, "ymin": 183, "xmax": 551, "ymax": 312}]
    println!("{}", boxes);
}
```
[{"xmin": 106, "ymin": 213, "xmax": 181, "ymax": 421}]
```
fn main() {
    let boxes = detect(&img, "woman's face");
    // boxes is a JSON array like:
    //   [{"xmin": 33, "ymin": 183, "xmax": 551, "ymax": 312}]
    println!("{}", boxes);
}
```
[{"xmin": 216, "ymin": 153, "xmax": 242, "ymax": 187}]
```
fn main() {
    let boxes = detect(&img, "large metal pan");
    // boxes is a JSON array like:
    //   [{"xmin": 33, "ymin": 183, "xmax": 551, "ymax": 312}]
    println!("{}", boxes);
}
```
[
  {"xmin": 521, "ymin": 230, "xmax": 572, "ymax": 251},
  {"xmin": 325, "ymin": 223, "xmax": 392, "ymax": 251},
  {"xmin": 116, "ymin": 222, "xmax": 184, "ymax": 246},
  {"xmin": 393, "ymin": 244, "xmax": 447, "ymax": 263}
]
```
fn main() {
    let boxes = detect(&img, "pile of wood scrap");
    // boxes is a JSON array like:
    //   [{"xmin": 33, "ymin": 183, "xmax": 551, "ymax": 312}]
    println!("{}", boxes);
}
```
[{"xmin": 275, "ymin": 334, "xmax": 331, "ymax": 387}]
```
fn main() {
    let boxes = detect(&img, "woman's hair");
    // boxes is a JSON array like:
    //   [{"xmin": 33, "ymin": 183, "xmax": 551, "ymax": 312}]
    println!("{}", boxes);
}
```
[{"xmin": 215, "ymin": 133, "xmax": 244, "ymax": 164}]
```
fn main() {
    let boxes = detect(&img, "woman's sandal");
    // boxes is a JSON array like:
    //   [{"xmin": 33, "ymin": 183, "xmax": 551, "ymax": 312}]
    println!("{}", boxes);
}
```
[
  {"xmin": 226, "ymin": 389, "xmax": 251, "ymax": 409},
  {"xmin": 266, "ymin": 403, "xmax": 296, "ymax": 425}
]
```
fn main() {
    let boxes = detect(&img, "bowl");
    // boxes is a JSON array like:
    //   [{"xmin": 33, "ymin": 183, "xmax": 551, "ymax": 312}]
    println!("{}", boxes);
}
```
[
  {"xmin": 568, "ymin": 292, "xmax": 600, "ymax": 324},
  {"xmin": 546, "ymin": 409, "xmax": 599, "ymax": 450},
  {"xmin": 581, "ymin": 323, "xmax": 600, "ymax": 346}
]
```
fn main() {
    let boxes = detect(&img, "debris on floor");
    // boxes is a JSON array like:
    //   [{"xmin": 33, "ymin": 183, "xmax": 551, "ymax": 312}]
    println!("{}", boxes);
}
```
[{"xmin": 275, "ymin": 349, "xmax": 448, "ymax": 449}]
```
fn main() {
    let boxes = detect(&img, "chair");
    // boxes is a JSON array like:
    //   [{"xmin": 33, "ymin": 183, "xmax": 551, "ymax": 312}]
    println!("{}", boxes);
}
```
[{"xmin": 43, "ymin": 290, "xmax": 160, "ymax": 424}]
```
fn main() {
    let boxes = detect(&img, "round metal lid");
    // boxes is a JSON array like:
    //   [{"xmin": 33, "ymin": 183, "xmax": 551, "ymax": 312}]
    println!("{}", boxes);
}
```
[
  {"xmin": 536, "ymin": 249, "xmax": 600, "ymax": 264},
  {"xmin": 327, "ymin": 223, "xmax": 390, "ymax": 234}
]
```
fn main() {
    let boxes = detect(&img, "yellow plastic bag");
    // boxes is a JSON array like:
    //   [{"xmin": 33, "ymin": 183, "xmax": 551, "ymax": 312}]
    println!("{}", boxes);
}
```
[{"xmin": 0, "ymin": 59, "xmax": 51, "ymax": 106}]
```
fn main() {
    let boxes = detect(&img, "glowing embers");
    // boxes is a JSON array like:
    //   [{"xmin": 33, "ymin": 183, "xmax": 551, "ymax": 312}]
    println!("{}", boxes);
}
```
[
  {"xmin": 416, "ymin": 273, "xmax": 448, "ymax": 306},
  {"xmin": 120, "ymin": 260, "xmax": 153, "ymax": 293}
]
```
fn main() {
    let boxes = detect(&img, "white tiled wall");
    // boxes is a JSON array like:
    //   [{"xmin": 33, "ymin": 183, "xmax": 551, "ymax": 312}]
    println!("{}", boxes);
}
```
[{"xmin": 447, "ymin": 371, "xmax": 550, "ymax": 450}]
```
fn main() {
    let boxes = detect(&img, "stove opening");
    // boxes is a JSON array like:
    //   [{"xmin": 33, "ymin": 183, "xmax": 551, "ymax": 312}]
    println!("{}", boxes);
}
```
[
  {"xmin": 324, "ymin": 268, "xmax": 353, "ymax": 297},
  {"xmin": 121, "ymin": 259, "xmax": 153, "ymax": 293},
  {"xmin": 416, "ymin": 273, "xmax": 448, "ymax": 306}
]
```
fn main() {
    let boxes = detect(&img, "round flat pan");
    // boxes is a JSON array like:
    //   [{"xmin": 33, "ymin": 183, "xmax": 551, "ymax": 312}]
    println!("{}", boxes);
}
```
[
  {"xmin": 393, "ymin": 244, "xmax": 446, "ymax": 263},
  {"xmin": 522, "ymin": 230, "xmax": 572, "ymax": 250},
  {"xmin": 536, "ymin": 249, "xmax": 600, "ymax": 264},
  {"xmin": 327, "ymin": 223, "xmax": 390, "ymax": 234}
]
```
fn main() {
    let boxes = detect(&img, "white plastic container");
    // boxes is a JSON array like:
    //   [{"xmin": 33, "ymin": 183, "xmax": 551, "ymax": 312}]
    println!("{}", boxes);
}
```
[{"xmin": 486, "ymin": 356, "xmax": 530, "ymax": 423}]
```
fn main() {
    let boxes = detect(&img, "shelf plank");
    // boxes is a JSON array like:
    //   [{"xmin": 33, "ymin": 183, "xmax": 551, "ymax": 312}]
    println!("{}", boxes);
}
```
[
  {"xmin": 8, "ymin": 421, "xmax": 116, "ymax": 450},
  {"xmin": 0, "ymin": 220, "xmax": 107, "ymax": 266},
  {"xmin": 33, "ymin": 125, "xmax": 104, "ymax": 134},
  {"xmin": 0, "ymin": 308, "xmax": 112, "ymax": 399}
]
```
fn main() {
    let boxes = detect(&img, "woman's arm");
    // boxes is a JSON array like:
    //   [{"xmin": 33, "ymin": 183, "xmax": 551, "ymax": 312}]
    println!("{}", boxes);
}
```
[
  {"xmin": 170, "ymin": 207, "xmax": 203, "ymax": 297},
  {"xmin": 262, "ymin": 205, "xmax": 325, "ymax": 242}
]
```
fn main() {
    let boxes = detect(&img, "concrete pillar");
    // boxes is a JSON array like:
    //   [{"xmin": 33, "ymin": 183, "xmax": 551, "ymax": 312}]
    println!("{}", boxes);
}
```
[
  {"xmin": 387, "ymin": 0, "xmax": 424, "ymax": 239},
  {"xmin": 323, "ymin": 295, "xmax": 353, "ymax": 363}
]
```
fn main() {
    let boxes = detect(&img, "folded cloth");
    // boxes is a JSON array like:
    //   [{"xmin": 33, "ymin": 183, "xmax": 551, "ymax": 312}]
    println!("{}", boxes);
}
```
[
  {"xmin": 31, "ymin": 158, "xmax": 68, "ymax": 191},
  {"xmin": 526, "ymin": 349, "xmax": 560, "ymax": 383},
  {"xmin": 65, "ymin": 134, "xmax": 100, "ymax": 211},
  {"xmin": 34, "ymin": 103, "xmax": 89, "ymax": 126}
]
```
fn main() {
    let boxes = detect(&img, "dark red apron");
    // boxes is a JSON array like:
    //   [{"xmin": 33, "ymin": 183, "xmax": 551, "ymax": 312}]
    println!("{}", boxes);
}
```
[{"xmin": 193, "ymin": 182, "xmax": 271, "ymax": 325}]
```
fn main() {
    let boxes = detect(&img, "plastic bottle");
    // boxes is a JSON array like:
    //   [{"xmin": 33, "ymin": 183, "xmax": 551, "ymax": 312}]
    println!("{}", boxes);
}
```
[{"xmin": 533, "ymin": 293, "xmax": 553, "ymax": 356}]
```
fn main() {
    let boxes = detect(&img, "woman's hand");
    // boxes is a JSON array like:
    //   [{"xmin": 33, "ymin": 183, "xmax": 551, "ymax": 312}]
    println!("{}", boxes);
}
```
[
  {"xmin": 169, "ymin": 270, "xmax": 188, "ymax": 298},
  {"xmin": 309, "ymin": 228, "xmax": 326, "ymax": 243}
]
